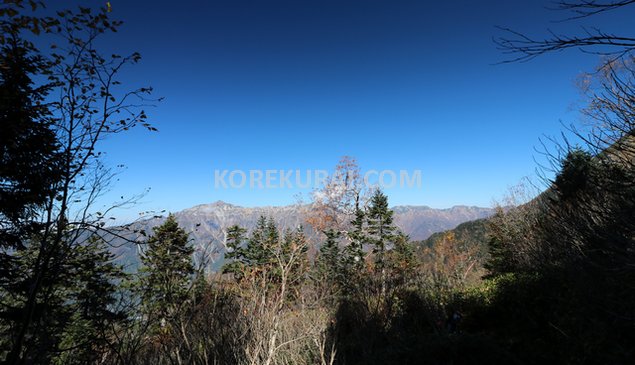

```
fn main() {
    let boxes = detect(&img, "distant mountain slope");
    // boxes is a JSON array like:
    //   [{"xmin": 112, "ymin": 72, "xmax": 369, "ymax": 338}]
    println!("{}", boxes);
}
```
[
  {"xmin": 416, "ymin": 218, "xmax": 490, "ymax": 256},
  {"xmin": 112, "ymin": 201, "xmax": 495, "ymax": 271},
  {"xmin": 392, "ymin": 205, "xmax": 493, "ymax": 241}
]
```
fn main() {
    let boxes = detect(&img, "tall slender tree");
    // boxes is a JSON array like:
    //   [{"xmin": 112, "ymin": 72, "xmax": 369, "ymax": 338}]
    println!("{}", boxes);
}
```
[
  {"xmin": 223, "ymin": 224, "xmax": 249, "ymax": 279},
  {"xmin": 316, "ymin": 229, "xmax": 342, "ymax": 287},
  {"xmin": 366, "ymin": 189, "xmax": 397, "ymax": 297},
  {"xmin": 139, "ymin": 214, "xmax": 194, "ymax": 326},
  {"xmin": 0, "ymin": 5, "xmax": 62, "ymax": 362},
  {"xmin": 343, "ymin": 198, "xmax": 366, "ymax": 275},
  {"xmin": 388, "ymin": 232, "xmax": 416, "ymax": 287},
  {"xmin": 52, "ymin": 238, "xmax": 127, "ymax": 365},
  {"xmin": 0, "ymin": 19, "xmax": 61, "ymax": 303}
]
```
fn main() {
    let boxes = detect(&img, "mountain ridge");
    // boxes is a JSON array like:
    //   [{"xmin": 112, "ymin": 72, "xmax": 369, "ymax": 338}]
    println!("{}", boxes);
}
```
[{"xmin": 112, "ymin": 200, "xmax": 496, "ymax": 271}]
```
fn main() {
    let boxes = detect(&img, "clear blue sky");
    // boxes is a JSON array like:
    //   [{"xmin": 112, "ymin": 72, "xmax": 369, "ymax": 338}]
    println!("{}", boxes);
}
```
[{"xmin": 78, "ymin": 0, "xmax": 632, "ymax": 215}]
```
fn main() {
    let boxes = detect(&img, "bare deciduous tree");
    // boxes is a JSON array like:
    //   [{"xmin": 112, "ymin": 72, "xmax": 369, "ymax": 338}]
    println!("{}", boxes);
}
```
[
  {"xmin": 496, "ymin": 1, "xmax": 635, "ymax": 64},
  {"xmin": 307, "ymin": 156, "xmax": 367, "ymax": 233}
]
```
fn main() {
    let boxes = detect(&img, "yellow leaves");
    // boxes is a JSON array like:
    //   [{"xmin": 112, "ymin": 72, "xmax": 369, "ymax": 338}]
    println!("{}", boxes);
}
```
[{"xmin": 106, "ymin": 2, "xmax": 112, "ymax": 12}]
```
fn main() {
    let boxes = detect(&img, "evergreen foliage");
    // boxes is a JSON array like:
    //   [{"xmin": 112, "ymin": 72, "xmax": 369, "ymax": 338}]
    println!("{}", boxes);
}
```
[
  {"xmin": 343, "ymin": 201, "xmax": 366, "ymax": 274},
  {"xmin": 139, "ymin": 214, "xmax": 194, "ymax": 324},
  {"xmin": 315, "ymin": 229, "xmax": 342, "ymax": 287},
  {"xmin": 366, "ymin": 190, "xmax": 397, "ymax": 270}
]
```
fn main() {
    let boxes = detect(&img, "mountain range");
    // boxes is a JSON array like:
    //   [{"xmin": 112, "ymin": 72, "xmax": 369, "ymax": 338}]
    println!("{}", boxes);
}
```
[{"xmin": 112, "ymin": 200, "xmax": 495, "ymax": 271}]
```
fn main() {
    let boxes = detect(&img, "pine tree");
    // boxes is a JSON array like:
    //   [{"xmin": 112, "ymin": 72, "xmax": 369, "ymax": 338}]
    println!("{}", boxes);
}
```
[
  {"xmin": 249, "ymin": 215, "xmax": 278, "ymax": 267},
  {"xmin": 1, "ymin": 233, "xmax": 127, "ymax": 364},
  {"xmin": 2, "ymin": 235, "xmax": 68, "ymax": 364},
  {"xmin": 554, "ymin": 148, "xmax": 594, "ymax": 201},
  {"xmin": 0, "ymin": 32, "xmax": 61, "ymax": 292},
  {"xmin": 53, "ymin": 238, "xmax": 127, "ymax": 365},
  {"xmin": 223, "ymin": 217, "xmax": 308, "ymax": 287},
  {"xmin": 366, "ymin": 189, "xmax": 397, "ymax": 297},
  {"xmin": 484, "ymin": 208, "xmax": 521, "ymax": 277},
  {"xmin": 139, "ymin": 214, "xmax": 194, "ymax": 325},
  {"xmin": 223, "ymin": 224, "xmax": 249, "ymax": 279},
  {"xmin": 0, "ymin": 36, "xmax": 60, "ymax": 244},
  {"xmin": 343, "ymin": 197, "xmax": 366, "ymax": 273},
  {"xmin": 0, "ymin": 33, "xmax": 63, "ymax": 364},
  {"xmin": 223, "ymin": 216, "xmax": 278, "ymax": 280},
  {"xmin": 316, "ymin": 229, "xmax": 342, "ymax": 286},
  {"xmin": 388, "ymin": 232, "xmax": 416, "ymax": 287}
]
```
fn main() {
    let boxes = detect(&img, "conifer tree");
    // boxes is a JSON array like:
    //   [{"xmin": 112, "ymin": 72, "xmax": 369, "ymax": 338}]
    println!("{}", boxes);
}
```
[
  {"xmin": 484, "ymin": 209, "xmax": 516, "ymax": 277},
  {"xmin": 223, "ymin": 216, "xmax": 278, "ymax": 280},
  {"xmin": 223, "ymin": 217, "xmax": 308, "ymax": 287},
  {"xmin": 249, "ymin": 216, "xmax": 278, "ymax": 268},
  {"xmin": 139, "ymin": 214, "xmax": 194, "ymax": 325},
  {"xmin": 223, "ymin": 225, "xmax": 249, "ymax": 279},
  {"xmin": 53, "ymin": 238, "xmax": 127, "ymax": 365},
  {"xmin": 0, "ymin": 26, "xmax": 61, "ymax": 281},
  {"xmin": 0, "ymin": 23, "xmax": 63, "ymax": 363},
  {"xmin": 316, "ymin": 229, "xmax": 342, "ymax": 286},
  {"xmin": 366, "ymin": 189, "xmax": 397, "ymax": 296},
  {"xmin": 343, "ymin": 198, "xmax": 366, "ymax": 273},
  {"xmin": 388, "ymin": 232, "xmax": 416, "ymax": 287}
]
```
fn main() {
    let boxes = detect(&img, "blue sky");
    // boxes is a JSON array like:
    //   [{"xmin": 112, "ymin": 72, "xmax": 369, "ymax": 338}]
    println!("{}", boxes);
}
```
[{"xmin": 74, "ymin": 0, "xmax": 633, "ymax": 215}]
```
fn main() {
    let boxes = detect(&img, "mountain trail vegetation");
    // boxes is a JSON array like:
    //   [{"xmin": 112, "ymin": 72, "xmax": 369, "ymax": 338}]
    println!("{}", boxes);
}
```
[{"xmin": 1, "ymin": 1, "xmax": 635, "ymax": 364}]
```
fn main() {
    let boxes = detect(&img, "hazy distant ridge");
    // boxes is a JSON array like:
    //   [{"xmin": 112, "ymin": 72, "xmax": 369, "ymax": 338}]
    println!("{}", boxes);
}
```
[
  {"xmin": 164, "ymin": 200, "xmax": 493, "ymax": 242},
  {"xmin": 112, "ymin": 201, "xmax": 494, "ymax": 270}
]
